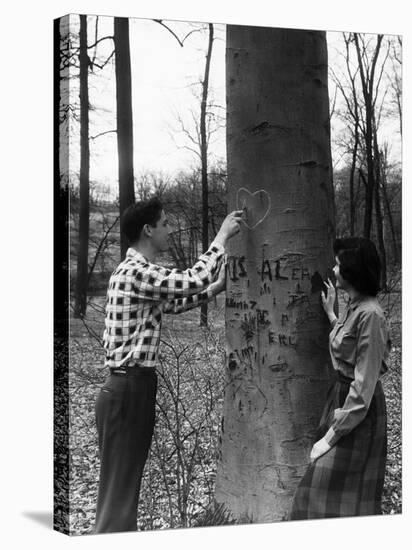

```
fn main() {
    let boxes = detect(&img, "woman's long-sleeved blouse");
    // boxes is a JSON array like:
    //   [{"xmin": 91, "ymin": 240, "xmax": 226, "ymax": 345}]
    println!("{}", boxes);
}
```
[{"xmin": 324, "ymin": 294, "xmax": 391, "ymax": 447}]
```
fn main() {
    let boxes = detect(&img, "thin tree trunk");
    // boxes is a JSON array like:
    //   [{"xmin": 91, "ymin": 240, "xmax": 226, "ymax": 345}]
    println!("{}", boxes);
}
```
[
  {"xmin": 74, "ymin": 14, "xmax": 90, "ymax": 318},
  {"xmin": 363, "ymin": 181, "xmax": 374, "ymax": 239},
  {"xmin": 349, "ymin": 124, "xmax": 359, "ymax": 236},
  {"xmin": 215, "ymin": 27, "xmax": 335, "ymax": 522},
  {"xmin": 374, "ymin": 181, "xmax": 387, "ymax": 290},
  {"xmin": 200, "ymin": 24, "xmax": 214, "ymax": 327},
  {"xmin": 114, "ymin": 17, "xmax": 135, "ymax": 259},
  {"xmin": 380, "ymin": 169, "xmax": 399, "ymax": 265},
  {"xmin": 393, "ymin": 37, "xmax": 402, "ymax": 138},
  {"xmin": 372, "ymin": 132, "xmax": 387, "ymax": 289},
  {"xmin": 358, "ymin": 167, "xmax": 370, "ymax": 232}
]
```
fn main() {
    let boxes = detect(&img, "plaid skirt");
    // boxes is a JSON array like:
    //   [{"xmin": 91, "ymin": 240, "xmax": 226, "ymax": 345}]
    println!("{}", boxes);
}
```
[{"xmin": 290, "ymin": 373, "xmax": 387, "ymax": 519}]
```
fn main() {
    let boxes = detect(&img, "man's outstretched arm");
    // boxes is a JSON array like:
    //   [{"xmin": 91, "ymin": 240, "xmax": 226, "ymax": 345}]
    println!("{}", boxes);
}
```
[
  {"xmin": 163, "ymin": 257, "xmax": 226, "ymax": 314},
  {"xmin": 131, "ymin": 211, "xmax": 242, "ymax": 302}
]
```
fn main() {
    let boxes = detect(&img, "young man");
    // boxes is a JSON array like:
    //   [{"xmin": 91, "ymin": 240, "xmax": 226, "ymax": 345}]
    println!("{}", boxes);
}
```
[{"xmin": 94, "ymin": 197, "xmax": 243, "ymax": 533}]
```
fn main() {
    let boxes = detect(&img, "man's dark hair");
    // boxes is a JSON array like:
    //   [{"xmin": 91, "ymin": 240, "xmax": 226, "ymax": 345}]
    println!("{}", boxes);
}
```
[
  {"xmin": 121, "ymin": 197, "xmax": 163, "ymax": 245},
  {"xmin": 333, "ymin": 237, "xmax": 381, "ymax": 296}
]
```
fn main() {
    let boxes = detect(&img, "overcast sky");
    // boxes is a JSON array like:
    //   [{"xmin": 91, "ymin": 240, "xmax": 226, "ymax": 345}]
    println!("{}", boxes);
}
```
[{"xmin": 63, "ymin": 15, "xmax": 401, "ymax": 198}]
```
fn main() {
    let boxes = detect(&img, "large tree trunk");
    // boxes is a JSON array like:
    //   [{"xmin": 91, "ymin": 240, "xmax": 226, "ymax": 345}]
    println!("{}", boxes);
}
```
[
  {"xmin": 214, "ymin": 26, "xmax": 335, "ymax": 523},
  {"xmin": 200, "ymin": 23, "xmax": 214, "ymax": 327},
  {"xmin": 114, "ymin": 17, "xmax": 135, "ymax": 259},
  {"xmin": 74, "ymin": 14, "xmax": 90, "ymax": 318}
]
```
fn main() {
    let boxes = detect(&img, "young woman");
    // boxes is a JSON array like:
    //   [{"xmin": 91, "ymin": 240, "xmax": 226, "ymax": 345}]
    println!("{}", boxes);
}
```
[{"xmin": 290, "ymin": 237, "xmax": 391, "ymax": 519}]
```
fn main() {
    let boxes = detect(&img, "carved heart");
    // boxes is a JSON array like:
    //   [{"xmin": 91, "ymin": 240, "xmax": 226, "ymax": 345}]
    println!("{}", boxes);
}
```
[{"xmin": 236, "ymin": 187, "xmax": 271, "ymax": 230}]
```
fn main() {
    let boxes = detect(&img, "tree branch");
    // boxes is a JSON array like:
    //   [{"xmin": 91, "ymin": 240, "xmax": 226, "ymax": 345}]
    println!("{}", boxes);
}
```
[
  {"xmin": 90, "ymin": 129, "xmax": 117, "ymax": 140},
  {"xmin": 87, "ymin": 35, "xmax": 114, "ymax": 50},
  {"xmin": 153, "ymin": 20, "xmax": 185, "ymax": 47}
]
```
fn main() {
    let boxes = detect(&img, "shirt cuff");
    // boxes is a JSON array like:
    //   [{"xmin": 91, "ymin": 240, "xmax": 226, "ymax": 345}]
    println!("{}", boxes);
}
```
[
  {"xmin": 209, "ymin": 241, "xmax": 225, "ymax": 255},
  {"xmin": 324, "ymin": 426, "xmax": 340, "ymax": 447}
]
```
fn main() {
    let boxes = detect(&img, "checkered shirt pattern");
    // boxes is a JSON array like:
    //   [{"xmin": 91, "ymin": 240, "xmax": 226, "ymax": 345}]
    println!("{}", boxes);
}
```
[
  {"xmin": 290, "ymin": 376, "xmax": 387, "ymax": 519},
  {"xmin": 103, "ymin": 242, "xmax": 224, "ymax": 369}
]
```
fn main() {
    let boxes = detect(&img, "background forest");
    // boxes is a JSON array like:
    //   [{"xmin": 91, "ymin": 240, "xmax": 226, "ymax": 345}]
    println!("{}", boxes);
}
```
[{"xmin": 55, "ymin": 15, "xmax": 402, "ymax": 535}]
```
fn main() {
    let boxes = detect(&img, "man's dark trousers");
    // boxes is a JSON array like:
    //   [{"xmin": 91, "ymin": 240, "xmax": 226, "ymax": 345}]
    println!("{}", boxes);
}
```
[{"xmin": 94, "ymin": 367, "xmax": 157, "ymax": 533}]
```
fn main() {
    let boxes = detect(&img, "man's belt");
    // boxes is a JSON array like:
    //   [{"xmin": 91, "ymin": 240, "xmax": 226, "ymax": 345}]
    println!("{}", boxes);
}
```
[{"xmin": 109, "ymin": 364, "xmax": 155, "ymax": 376}]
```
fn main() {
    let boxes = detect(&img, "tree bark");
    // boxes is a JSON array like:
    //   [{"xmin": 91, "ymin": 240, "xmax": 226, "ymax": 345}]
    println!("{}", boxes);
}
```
[
  {"xmin": 379, "ymin": 154, "xmax": 399, "ymax": 265},
  {"xmin": 214, "ymin": 27, "xmax": 335, "ymax": 522},
  {"xmin": 391, "ymin": 37, "xmax": 402, "ymax": 138},
  {"xmin": 372, "ymin": 133, "xmax": 387, "ymax": 289},
  {"xmin": 114, "ymin": 17, "xmax": 135, "ymax": 259},
  {"xmin": 349, "ymin": 124, "xmax": 359, "ymax": 236},
  {"xmin": 200, "ymin": 24, "xmax": 214, "ymax": 327},
  {"xmin": 74, "ymin": 15, "xmax": 90, "ymax": 318}
]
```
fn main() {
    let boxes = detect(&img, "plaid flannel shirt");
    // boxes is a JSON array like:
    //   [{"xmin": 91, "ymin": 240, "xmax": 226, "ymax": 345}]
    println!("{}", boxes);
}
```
[{"xmin": 103, "ymin": 242, "xmax": 225, "ymax": 369}]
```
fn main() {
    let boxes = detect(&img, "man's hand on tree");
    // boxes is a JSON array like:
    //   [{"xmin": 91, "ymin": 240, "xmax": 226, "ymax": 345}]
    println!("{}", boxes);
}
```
[{"xmin": 214, "ymin": 210, "xmax": 243, "ymax": 246}]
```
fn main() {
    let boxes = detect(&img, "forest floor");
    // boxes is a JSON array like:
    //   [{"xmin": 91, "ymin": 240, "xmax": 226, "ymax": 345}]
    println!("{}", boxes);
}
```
[{"xmin": 57, "ymin": 289, "xmax": 402, "ymax": 535}]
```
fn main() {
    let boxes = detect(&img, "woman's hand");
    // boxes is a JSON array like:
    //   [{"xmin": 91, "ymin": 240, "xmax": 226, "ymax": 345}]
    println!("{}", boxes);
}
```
[
  {"xmin": 310, "ymin": 437, "xmax": 331, "ymax": 463},
  {"xmin": 321, "ymin": 278, "xmax": 337, "ymax": 323},
  {"xmin": 321, "ymin": 278, "xmax": 336, "ymax": 313}
]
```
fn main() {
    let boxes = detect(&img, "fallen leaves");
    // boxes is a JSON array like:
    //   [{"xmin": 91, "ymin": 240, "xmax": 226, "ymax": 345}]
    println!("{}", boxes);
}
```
[{"xmin": 56, "ymin": 292, "xmax": 402, "ymax": 535}]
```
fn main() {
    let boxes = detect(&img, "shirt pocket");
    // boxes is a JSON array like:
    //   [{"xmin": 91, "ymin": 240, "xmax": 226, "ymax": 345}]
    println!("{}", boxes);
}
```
[{"xmin": 335, "ymin": 329, "xmax": 357, "ymax": 362}]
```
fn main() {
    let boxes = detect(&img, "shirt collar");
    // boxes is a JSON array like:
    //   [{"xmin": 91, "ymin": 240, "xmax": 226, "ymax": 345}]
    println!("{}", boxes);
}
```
[
  {"xmin": 126, "ymin": 247, "xmax": 149, "ymax": 263},
  {"xmin": 347, "ymin": 293, "xmax": 366, "ymax": 311}
]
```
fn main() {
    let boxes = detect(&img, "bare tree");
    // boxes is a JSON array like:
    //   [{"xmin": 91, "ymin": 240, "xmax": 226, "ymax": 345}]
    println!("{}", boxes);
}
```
[
  {"xmin": 170, "ymin": 23, "xmax": 224, "ymax": 325},
  {"xmin": 331, "ymin": 32, "xmax": 400, "ymax": 284},
  {"xmin": 372, "ymin": 121, "xmax": 387, "ymax": 289},
  {"xmin": 69, "ymin": 15, "xmax": 117, "ymax": 316},
  {"xmin": 114, "ymin": 17, "xmax": 135, "ymax": 259},
  {"xmin": 73, "ymin": 15, "xmax": 90, "ymax": 318},
  {"xmin": 215, "ymin": 26, "xmax": 335, "ymax": 522},
  {"xmin": 388, "ymin": 37, "xmax": 402, "ymax": 137},
  {"xmin": 330, "ymin": 33, "xmax": 362, "ymax": 235},
  {"xmin": 200, "ymin": 23, "xmax": 215, "ymax": 327},
  {"xmin": 379, "ymin": 144, "xmax": 401, "ymax": 265},
  {"xmin": 353, "ymin": 33, "xmax": 387, "ymax": 239}
]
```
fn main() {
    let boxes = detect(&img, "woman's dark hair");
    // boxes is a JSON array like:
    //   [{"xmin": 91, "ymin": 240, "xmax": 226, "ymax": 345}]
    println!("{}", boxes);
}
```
[
  {"xmin": 121, "ymin": 197, "xmax": 163, "ymax": 245},
  {"xmin": 333, "ymin": 237, "xmax": 381, "ymax": 296}
]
